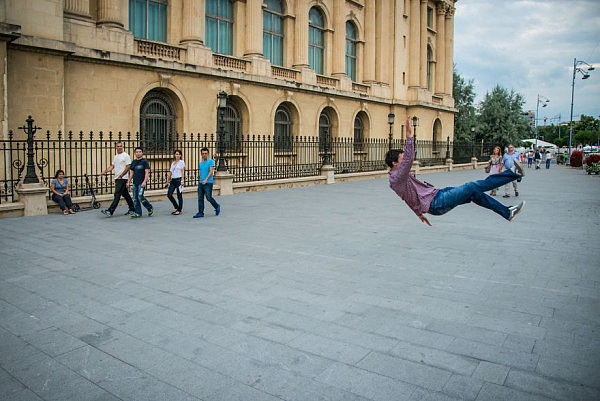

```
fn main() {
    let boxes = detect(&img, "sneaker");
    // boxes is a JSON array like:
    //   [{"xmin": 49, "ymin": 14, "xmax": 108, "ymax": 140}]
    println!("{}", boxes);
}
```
[
  {"xmin": 124, "ymin": 210, "xmax": 134, "ymax": 216},
  {"xmin": 215, "ymin": 205, "xmax": 221, "ymax": 216},
  {"xmin": 513, "ymin": 159, "xmax": 525, "ymax": 177},
  {"xmin": 515, "ymin": 191, "xmax": 519, "ymax": 197},
  {"xmin": 508, "ymin": 201, "xmax": 526, "ymax": 222},
  {"xmin": 101, "ymin": 209, "xmax": 112, "ymax": 217},
  {"xmin": 193, "ymin": 213, "xmax": 204, "ymax": 218},
  {"xmin": 130, "ymin": 213, "xmax": 141, "ymax": 218},
  {"xmin": 503, "ymin": 194, "xmax": 510, "ymax": 198},
  {"xmin": 148, "ymin": 208, "xmax": 154, "ymax": 217}
]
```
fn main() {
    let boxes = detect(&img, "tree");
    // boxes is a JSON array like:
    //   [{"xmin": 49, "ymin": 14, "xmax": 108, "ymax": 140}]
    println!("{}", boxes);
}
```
[
  {"xmin": 452, "ymin": 67, "xmax": 477, "ymax": 141},
  {"xmin": 477, "ymin": 85, "xmax": 531, "ymax": 146}
]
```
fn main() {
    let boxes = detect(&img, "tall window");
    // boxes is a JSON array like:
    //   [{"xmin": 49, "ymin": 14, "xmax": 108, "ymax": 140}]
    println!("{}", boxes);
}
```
[
  {"xmin": 129, "ymin": 0, "xmax": 167, "ymax": 42},
  {"xmin": 318, "ymin": 112, "xmax": 331, "ymax": 152},
  {"xmin": 427, "ymin": 6, "xmax": 433, "ymax": 28},
  {"xmin": 222, "ymin": 104, "xmax": 241, "ymax": 152},
  {"xmin": 140, "ymin": 90, "xmax": 175, "ymax": 153},
  {"xmin": 353, "ymin": 115, "xmax": 364, "ymax": 151},
  {"xmin": 427, "ymin": 46, "xmax": 433, "ymax": 90},
  {"xmin": 308, "ymin": 7, "xmax": 325, "ymax": 74},
  {"xmin": 274, "ymin": 105, "xmax": 292, "ymax": 152},
  {"xmin": 263, "ymin": 0, "xmax": 284, "ymax": 66},
  {"xmin": 345, "ymin": 21, "xmax": 357, "ymax": 81},
  {"xmin": 206, "ymin": 0, "xmax": 233, "ymax": 55}
]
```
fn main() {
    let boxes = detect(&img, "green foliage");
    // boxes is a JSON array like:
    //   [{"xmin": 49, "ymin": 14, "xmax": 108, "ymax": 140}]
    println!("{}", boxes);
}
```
[
  {"xmin": 477, "ymin": 85, "xmax": 531, "ymax": 146},
  {"xmin": 452, "ymin": 67, "xmax": 477, "ymax": 142}
]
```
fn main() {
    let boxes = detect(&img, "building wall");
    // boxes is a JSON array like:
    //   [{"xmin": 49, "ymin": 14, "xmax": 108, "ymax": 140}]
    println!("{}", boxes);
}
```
[{"xmin": 1, "ymin": 0, "xmax": 457, "ymax": 142}]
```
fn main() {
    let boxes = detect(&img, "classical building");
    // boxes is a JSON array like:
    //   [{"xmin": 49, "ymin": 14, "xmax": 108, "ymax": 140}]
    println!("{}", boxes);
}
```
[{"xmin": 0, "ymin": 0, "xmax": 456, "ymax": 147}]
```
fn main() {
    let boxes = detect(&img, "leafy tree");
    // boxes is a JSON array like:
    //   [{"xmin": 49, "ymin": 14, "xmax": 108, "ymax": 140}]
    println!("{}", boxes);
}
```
[
  {"xmin": 452, "ymin": 67, "xmax": 477, "ymax": 141},
  {"xmin": 477, "ymin": 85, "xmax": 531, "ymax": 146}
]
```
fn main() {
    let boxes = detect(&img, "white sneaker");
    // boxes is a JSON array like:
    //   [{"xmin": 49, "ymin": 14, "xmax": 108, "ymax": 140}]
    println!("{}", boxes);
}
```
[
  {"xmin": 513, "ymin": 159, "xmax": 525, "ymax": 177},
  {"xmin": 508, "ymin": 201, "xmax": 526, "ymax": 222}
]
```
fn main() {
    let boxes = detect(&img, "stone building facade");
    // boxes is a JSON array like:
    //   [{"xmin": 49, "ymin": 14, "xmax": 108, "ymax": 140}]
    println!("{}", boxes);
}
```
[{"xmin": 0, "ymin": 0, "xmax": 457, "ymax": 145}]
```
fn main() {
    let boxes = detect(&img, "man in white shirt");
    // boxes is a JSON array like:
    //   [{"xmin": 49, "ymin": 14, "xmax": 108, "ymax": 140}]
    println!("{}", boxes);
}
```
[{"xmin": 100, "ymin": 141, "xmax": 135, "ymax": 216}]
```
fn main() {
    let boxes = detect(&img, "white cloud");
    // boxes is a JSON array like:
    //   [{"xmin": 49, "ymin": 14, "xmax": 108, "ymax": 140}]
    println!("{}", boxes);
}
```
[{"xmin": 454, "ymin": 0, "xmax": 600, "ymax": 124}]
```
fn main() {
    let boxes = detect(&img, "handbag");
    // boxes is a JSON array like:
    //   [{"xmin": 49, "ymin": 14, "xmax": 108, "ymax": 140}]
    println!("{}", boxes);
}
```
[{"xmin": 484, "ymin": 164, "xmax": 491, "ymax": 173}]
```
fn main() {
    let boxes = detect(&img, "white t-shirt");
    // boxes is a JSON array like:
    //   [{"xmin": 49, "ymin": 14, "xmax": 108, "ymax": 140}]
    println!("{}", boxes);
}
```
[
  {"xmin": 113, "ymin": 152, "xmax": 131, "ymax": 180},
  {"xmin": 170, "ymin": 160, "xmax": 186, "ymax": 179}
]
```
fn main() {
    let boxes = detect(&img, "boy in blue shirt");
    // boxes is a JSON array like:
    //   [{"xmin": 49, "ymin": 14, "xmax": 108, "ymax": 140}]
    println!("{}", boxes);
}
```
[
  {"xmin": 194, "ymin": 147, "xmax": 221, "ymax": 218},
  {"xmin": 127, "ymin": 146, "xmax": 154, "ymax": 218}
]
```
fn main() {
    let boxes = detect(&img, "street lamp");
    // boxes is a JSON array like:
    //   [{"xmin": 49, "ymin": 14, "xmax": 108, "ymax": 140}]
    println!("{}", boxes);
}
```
[
  {"xmin": 387, "ymin": 113, "xmax": 395, "ymax": 150},
  {"xmin": 568, "ymin": 58, "xmax": 595, "ymax": 162},
  {"xmin": 412, "ymin": 116, "xmax": 419, "ymax": 158},
  {"xmin": 216, "ymin": 91, "xmax": 228, "ymax": 172},
  {"xmin": 535, "ymin": 94, "xmax": 549, "ymax": 149}
]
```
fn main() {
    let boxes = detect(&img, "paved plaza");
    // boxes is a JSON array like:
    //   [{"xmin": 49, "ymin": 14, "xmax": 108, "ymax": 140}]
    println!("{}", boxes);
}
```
[{"xmin": 1, "ymin": 164, "xmax": 599, "ymax": 401}]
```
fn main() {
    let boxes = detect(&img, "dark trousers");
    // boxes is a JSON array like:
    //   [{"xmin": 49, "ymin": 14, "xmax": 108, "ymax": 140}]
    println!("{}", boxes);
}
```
[
  {"xmin": 51, "ymin": 193, "xmax": 73, "ymax": 211},
  {"xmin": 167, "ymin": 178, "xmax": 183, "ymax": 211},
  {"xmin": 197, "ymin": 183, "xmax": 219, "ymax": 214},
  {"xmin": 108, "ymin": 178, "xmax": 134, "ymax": 214}
]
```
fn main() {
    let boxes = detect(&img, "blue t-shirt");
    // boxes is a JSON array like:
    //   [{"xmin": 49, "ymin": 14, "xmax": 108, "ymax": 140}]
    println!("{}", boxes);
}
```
[
  {"xmin": 130, "ymin": 158, "xmax": 150, "ymax": 185},
  {"xmin": 51, "ymin": 178, "xmax": 68, "ymax": 194},
  {"xmin": 199, "ymin": 158, "xmax": 215, "ymax": 183}
]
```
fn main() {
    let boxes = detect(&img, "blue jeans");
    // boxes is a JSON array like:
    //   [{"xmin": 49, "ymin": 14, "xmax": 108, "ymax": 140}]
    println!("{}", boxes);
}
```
[
  {"xmin": 132, "ymin": 183, "xmax": 153, "ymax": 215},
  {"xmin": 167, "ymin": 178, "xmax": 183, "ymax": 211},
  {"xmin": 198, "ymin": 183, "xmax": 219, "ymax": 214},
  {"xmin": 428, "ymin": 170, "xmax": 520, "ymax": 220}
]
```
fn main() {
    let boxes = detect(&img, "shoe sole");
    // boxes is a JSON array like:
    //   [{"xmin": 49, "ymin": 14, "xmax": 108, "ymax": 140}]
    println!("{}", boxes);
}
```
[{"xmin": 509, "ymin": 201, "xmax": 526, "ymax": 221}]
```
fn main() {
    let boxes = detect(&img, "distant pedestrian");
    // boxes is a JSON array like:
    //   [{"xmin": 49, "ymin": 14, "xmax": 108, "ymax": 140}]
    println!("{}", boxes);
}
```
[
  {"xmin": 50, "ymin": 169, "xmax": 76, "ymax": 215},
  {"xmin": 487, "ymin": 146, "xmax": 503, "ymax": 196},
  {"xmin": 100, "ymin": 141, "xmax": 135, "ymax": 217},
  {"xmin": 502, "ymin": 144, "xmax": 521, "ymax": 198},
  {"xmin": 527, "ymin": 150, "xmax": 534, "ymax": 168},
  {"xmin": 534, "ymin": 148, "xmax": 542, "ymax": 169},
  {"xmin": 128, "ymin": 146, "xmax": 154, "ymax": 218},
  {"xmin": 386, "ymin": 117, "xmax": 525, "ymax": 226},
  {"xmin": 193, "ymin": 147, "xmax": 221, "ymax": 219},
  {"xmin": 545, "ymin": 151, "xmax": 553, "ymax": 169},
  {"xmin": 165, "ymin": 149, "xmax": 185, "ymax": 215}
]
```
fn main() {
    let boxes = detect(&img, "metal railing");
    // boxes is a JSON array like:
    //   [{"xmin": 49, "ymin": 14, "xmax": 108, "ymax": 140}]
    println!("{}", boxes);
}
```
[{"xmin": 1, "ymin": 117, "xmax": 496, "ymax": 204}]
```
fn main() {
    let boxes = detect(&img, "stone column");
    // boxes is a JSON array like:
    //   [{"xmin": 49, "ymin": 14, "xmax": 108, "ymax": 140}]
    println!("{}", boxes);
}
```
[
  {"xmin": 97, "ymin": 0, "xmax": 123, "ymax": 27},
  {"xmin": 244, "ymin": 0, "xmax": 263, "ymax": 56},
  {"xmin": 64, "ymin": 0, "xmax": 91, "ymax": 18},
  {"xmin": 363, "ymin": 0, "xmax": 376, "ymax": 83},
  {"xmin": 375, "ymin": 0, "xmax": 389, "ymax": 84},
  {"xmin": 445, "ymin": 6, "xmax": 455, "ymax": 96},
  {"xmin": 435, "ymin": 4, "xmax": 446, "ymax": 94},
  {"xmin": 293, "ymin": 0, "xmax": 309, "ymax": 68},
  {"xmin": 408, "ymin": 0, "xmax": 420, "ymax": 88},
  {"xmin": 180, "ymin": 0, "xmax": 203, "ymax": 45},
  {"xmin": 331, "ymin": 0, "xmax": 345, "ymax": 77},
  {"xmin": 419, "ymin": 0, "xmax": 427, "ymax": 88}
]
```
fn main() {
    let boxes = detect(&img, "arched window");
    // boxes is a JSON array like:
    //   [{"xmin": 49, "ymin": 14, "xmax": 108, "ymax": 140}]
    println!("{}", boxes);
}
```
[
  {"xmin": 318, "ymin": 112, "xmax": 331, "ymax": 153},
  {"xmin": 354, "ymin": 115, "xmax": 364, "ymax": 151},
  {"xmin": 222, "ymin": 104, "xmax": 241, "ymax": 152},
  {"xmin": 206, "ymin": 0, "xmax": 233, "ymax": 55},
  {"xmin": 308, "ymin": 7, "xmax": 325, "ymax": 74},
  {"xmin": 345, "ymin": 21, "xmax": 357, "ymax": 81},
  {"xmin": 129, "ymin": 0, "xmax": 167, "ymax": 42},
  {"xmin": 427, "ymin": 46, "xmax": 433, "ymax": 90},
  {"xmin": 274, "ymin": 105, "xmax": 292, "ymax": 152},
  {"xmin": 140, "ymin": 90, "xmax": 175, "ymax": 153},
  {"xmin": 263, "ymin": 0, "xmax": 284, "ymax": 66}
]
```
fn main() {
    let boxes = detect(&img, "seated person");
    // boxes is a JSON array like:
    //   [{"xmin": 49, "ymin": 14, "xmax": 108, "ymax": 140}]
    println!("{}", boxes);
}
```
[{"xmin": 50, "ymin": 169, "xmax": 75, "ymax": 215}]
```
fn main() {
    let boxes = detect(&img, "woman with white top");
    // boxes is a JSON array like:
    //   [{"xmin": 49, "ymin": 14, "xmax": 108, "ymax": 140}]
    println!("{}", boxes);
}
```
[{"xmin": 165, "ymin": 149, "xmax": 185, "ymax": 215}]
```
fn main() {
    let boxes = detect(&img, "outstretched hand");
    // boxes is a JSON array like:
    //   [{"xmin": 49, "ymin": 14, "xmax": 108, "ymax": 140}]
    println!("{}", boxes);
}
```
[
  {"xmin": 418, "ymin": 215, "xmax": 432, "ymax": 226},
  {"xmin": 406, "ymin": 116, "xmax": 414, "ymax": 138}
]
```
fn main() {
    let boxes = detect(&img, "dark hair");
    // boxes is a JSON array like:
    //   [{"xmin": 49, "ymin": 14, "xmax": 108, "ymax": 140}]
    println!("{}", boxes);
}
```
[
  {"xmin": 173, "ymin": 149, "xmax": 182, "ymax": 158},
  {"xmin": 200, "ymin": 147, "xmax": 209, "ymax": 153},
  {"xmin": 134, "ymin": 146, "xmax": 143, "ymax": 152},
  {"xmin": 54, "ymin": 169, "xmax": 64, "ymax": 178},
  {"xmin": 385, "ymin": 149, "xmax": 403, "ymax": 168}
]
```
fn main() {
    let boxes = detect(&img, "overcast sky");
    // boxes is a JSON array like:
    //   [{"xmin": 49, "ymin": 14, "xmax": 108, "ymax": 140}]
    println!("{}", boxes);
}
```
[{"xmin": 454, "ymin": 0, "xmax": 600, "ymax": 126}]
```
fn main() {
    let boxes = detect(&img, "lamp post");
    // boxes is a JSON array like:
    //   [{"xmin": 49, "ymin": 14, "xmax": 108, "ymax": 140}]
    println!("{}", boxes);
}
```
[
  {"xmin": 20, "ymin": 116, "xmax": 42, "ymax": 184},
  {"xmin": 387, "ymin": 113, "xmax": 395, "ymax": 150},
  {"xmin": 216, "ymin": 91, "xmax": 228, "ymax": 172},
  {"xmin": 568, "ymin": 58, "xmax": 595, "ymax": 162},
  {"xmin": 535, "ymin": 94, "xmax": 549, "ymax": 150},
  {"xmin": 411, "ymin": 116, "xmax": 419, "ymax": 158}
]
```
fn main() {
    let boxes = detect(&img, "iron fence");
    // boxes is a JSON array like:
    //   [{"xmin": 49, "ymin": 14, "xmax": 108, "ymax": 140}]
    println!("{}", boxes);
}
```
[{"xmin": 1, "ymin": 118, "xmax": 497, "ymax": 204}]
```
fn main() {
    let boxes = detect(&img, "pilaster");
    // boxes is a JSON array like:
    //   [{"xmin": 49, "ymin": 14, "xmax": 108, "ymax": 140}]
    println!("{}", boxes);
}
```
[
  {"xmin": 180, "ymin": 0, "xmax": 203, "ymax": 45},
  {"xmin": 244, "ymin": 0, "xmax": 263, "ymax": 57},
  {"xmin": 97, "ymin": 0, "xmax": 123, "ymax": 28},
  {"xmin": 435, "ymin": 4, "xmax": 446, "ymax": 94},
  {"xmin": 293, "ymin": 0, "xmax": 309, "ymax": 68}
]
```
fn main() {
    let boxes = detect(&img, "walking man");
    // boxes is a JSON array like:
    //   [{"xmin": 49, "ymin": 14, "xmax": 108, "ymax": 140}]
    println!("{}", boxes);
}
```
[
  {"xmin": 502, "ymin": 144, "xmax": 521, "ymax": 198},
  {"xmin": 128, "ymin": 146, "xmax": 154, "ymax": 218},
  {"xmin": 101, "ymin": 141, "xmax": 135, "ymax": 217},
  {"xmin": 386, "ymin": 117, "xmax": 525, "ymax": 226},
  {"xmin": 193, "ymin": 147, "xmax": 221, "ymax": 218}
]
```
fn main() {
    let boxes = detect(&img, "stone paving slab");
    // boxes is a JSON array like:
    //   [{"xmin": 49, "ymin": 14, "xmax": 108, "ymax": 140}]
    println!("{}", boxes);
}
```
[{"xmin": 1, "ymin": 165, "xmax": 599, "ymax": 400}]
